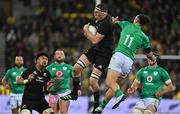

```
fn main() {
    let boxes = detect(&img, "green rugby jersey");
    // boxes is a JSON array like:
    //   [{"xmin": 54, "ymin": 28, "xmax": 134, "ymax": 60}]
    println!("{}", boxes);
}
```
[
  {"xmin": 3, "ymin": 66, "xmax": 26, "ymax": 93},
  {"xmin": 114, "ymin": 21, "xmax": 150, "ymax": 60},
  {"xmin": 47, "ymin": 62, "xmax": 73, "ymax": 94},
  {"xmin": 136, "ymin": 65, "xmax": 171, "ymax": 100}
]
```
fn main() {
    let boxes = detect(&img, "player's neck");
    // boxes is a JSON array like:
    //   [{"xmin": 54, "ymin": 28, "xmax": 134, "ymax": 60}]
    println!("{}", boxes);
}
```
[
  {"xmin": 149, "ymin": 63, "xmax": 157, "ymax": 68},
  {"xmin": 15, "ymin": 65, "xmax": 22, "ymax": 69},
  {"xmin": 36, "ymin": 64, "xmax": 45, "ymax": 72},
  {"xmin": 55, "ymin": 61, "xmax": 64, "ymax": 64}
]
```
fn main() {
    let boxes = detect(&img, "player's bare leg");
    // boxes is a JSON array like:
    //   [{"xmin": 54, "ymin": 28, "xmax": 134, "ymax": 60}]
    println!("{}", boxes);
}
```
[
  {"xmin": 94, "ymin": 88, "xmax": 114, "ymax": 113},
  {"xmin": 89, "ymin": 67, "xmax": 102, "ymax": 112},
  {"xmin": 106, "ymin": 69, "xmax": 126, "ymax": 109},
  {"xmin": 132, "ymin": 108, "xmax": 144, "ymax": 114},
  {"xmin": 12, "ymin": 108, "xmax": 18, "ymax": 114},
  {"xmin": 61, "ymin": 54, "xmax": 91, "ymax": 100},
  {"xmin": 59, "ymin": 100, "xmax": 70, "ymax": 114},
  {"xmin": 145, "ymin": 104, "xmax": 156, "ymax": 114}
]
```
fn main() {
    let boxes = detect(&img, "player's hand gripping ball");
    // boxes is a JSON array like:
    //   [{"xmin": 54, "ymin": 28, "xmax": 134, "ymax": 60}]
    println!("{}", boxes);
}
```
[{"xmin": 88, "ymin": 25, "xmax": 97, "ymax": 35}]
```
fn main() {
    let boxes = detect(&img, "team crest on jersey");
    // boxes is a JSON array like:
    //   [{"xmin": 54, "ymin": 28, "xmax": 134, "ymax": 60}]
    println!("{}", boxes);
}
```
[
  {"xmin": 153, "ymin": 71, "xmax": 158, "ymax": 76},
  {"xmin": 147, "ymin": 76, "xmax": 152, "ymax": 82},
  {"xmin": 33, "ymin": 71, "xmax": 37, "ymax": 75},
  {"xmin": 63, "ymin": 67, "xmax": 67, "ymax": 70},
  {"xmin": 12, "ymin": 72, "xmax": 17, "ymax": 75},
  {"xmin": 56, "ymin": 71, "xmax": 63, "ymax": 77},
  {"xmin": 52, "ymin": 68, "xmax": 56, "ymax": 70},
  {"xmin": 144, "ymin": 71, "xmax": 148, "ymax": 74},
  {"xmin": 97, "ymin": 65, "xmax": 102, "ymax": 69}
]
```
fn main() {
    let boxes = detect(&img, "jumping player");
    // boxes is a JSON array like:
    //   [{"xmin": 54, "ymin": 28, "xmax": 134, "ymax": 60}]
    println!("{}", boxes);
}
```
[{"xmin": 61, "ymin": 3, "xmax": 114, "ymax": 112}]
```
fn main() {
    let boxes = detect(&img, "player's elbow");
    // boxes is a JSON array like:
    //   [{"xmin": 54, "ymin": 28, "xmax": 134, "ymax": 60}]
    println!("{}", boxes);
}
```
[
  {"xmin": 91, "ymin": 39, "xmax": 99, "ymax": 44},
  {"xmin": 167, "ymin": 83, "xmax": 174, "ymax": 92},
  {"xmin": 91, "ymin": 37, "xmax": 102, "ymax": 44},
  {"xmin": 1, "ymin": 79, "xmax": 6, "ymax": 86},
  {"xmin": 169, "ymin": 84, "xmax": 175, "ymax": 92}
]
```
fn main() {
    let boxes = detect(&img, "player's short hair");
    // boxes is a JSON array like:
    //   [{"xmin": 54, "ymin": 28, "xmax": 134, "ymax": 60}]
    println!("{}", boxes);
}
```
[
  {"xmin": 95, "ymin": 3, "xmax": 108, "ymax": 13},
  {"xmin": 36, "ymin": 52, "xmax": 49, "ymax": 60},
  {"xmin": 136, "ymin": 14, "xmax": 151, "ymax": 26}
]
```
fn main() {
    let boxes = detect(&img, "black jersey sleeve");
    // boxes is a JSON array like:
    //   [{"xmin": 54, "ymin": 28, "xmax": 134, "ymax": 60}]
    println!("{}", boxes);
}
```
[{"xmin": 21, "ymin": 68, "xmax": 32, "ymax": 79}]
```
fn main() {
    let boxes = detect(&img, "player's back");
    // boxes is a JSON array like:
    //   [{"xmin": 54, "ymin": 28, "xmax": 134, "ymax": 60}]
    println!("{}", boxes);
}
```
[{"xmin": 114, "ymin": 21, "xmax": 150, "ymax": 60}]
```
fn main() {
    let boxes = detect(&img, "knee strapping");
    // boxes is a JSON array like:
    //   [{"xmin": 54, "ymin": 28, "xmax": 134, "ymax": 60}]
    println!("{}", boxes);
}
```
[
  {"xmin": 77, "ymin": 59, "xmax": 87, "ymax": 69},
  {"xmin": 42, "ymin": 108, "xmax": 53, "ymax": 114},
  {"xmin": 90, "ymin": 72, "xmax": 100, "ymax": 80},
  {"xmin": 21, "ymin": 109, "xmax": 31, "ymax": 114}
]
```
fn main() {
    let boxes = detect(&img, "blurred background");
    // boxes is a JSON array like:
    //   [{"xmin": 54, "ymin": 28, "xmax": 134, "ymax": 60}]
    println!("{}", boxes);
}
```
[{"xmin": 0, "ymin": 0, "xmax": 180, "ymax": 113}]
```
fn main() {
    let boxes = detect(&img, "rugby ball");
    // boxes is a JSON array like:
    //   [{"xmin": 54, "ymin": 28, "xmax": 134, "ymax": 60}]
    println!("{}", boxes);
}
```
[{"xmin": 88, "ymin": 25, "xmax": 97, "ymax": 35}]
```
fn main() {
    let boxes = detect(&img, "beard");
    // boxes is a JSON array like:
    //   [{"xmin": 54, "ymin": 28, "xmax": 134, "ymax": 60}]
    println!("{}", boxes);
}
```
[
  {"xmin": 55, "ymin": 58, "xmax": 64, "ymax": 63},
  {"xmin": 15, "ymin": 64, "xmax": 23, "ymax": 68}
]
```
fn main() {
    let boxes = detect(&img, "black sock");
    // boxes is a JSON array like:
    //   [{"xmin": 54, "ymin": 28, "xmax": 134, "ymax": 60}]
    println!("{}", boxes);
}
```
[
  {"xmin": 93, "ymin": 91, "xmax": 100, "ymax": 108},
  {"xmin": 72, "ymin": 77, "xmax": 80, "ymax": 96}
]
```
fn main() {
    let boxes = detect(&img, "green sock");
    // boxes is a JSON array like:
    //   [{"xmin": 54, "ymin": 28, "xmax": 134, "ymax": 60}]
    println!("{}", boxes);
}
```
[
  {"xmin": 115, "ymin": 89, "xmax": 123, "ymax": 98},
  {"xmin": 100, "ymin": 100, "xmax": 108, "ymax": 109}
]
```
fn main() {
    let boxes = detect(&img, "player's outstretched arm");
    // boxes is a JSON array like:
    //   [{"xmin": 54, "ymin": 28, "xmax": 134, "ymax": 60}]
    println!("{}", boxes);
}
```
[
  {"xmin": 16, "ymin": 74, "xmax": 34, "ymax": 84},
  {"xmin": 127, "ymin": 79, "xmax": 140, "ymax": 95}
]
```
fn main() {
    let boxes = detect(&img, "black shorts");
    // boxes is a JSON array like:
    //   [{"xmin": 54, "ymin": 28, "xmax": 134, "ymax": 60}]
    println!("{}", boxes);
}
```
[
  {"xmin": 84, "ymin": 46, "xmax": 112, "ymax": 72},
  {"xmin": 21, "ymin": 98, "xmax": 50, "ymax": 113}
]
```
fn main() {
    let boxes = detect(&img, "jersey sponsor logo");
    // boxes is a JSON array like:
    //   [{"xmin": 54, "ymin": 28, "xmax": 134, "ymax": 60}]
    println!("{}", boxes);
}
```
[
  {"xmin": 12, "ymin": 72, "xmax": 17, "ymax": 75},
  {"xmin": 56, "ymin": 71, "xmax": 63, "ymax": 77},
  {"xmin": 153, "ymin": 71, "xmax": 158, "ymax": 76},
  {"xmin": 144, "ymin": 71, "xmax": 148, "ymax": 74},
  {"xmin": 63, "ymin": 67, "xmax": 67, "ymax": 70},
  {"xmin": 52, "ymin": 68, "xmax": 56, "ymax": 70},
  {"xmin": 43, "ymin": 73, "xmax": 47, "ymax": 77},
  {"xmin": 37, "ymin": 76, "xmax": 43, "ymax": 80},
  {"xmin": 147, "ymin": 76, "xmax": 152, "ymax": 82}
]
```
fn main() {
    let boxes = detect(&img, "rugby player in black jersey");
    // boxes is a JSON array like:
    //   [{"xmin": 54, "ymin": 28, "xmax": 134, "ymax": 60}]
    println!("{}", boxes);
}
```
[
  {"xmin": 17, "ymin": 52, "xmax": 53, "ymax": 114},
  {"xmin": 61, "ymin": 3, "xmax": 114, "ymax": 112}
]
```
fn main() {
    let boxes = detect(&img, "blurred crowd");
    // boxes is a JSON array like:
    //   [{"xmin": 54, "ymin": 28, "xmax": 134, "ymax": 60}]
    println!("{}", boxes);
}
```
[{"xmin": 0, "ymin": 0, "xmax": 180, "ymax": 99}]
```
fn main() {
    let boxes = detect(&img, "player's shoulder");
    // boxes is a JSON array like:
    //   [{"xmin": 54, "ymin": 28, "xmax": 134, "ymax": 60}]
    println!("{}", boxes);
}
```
[
  {"xmin": 63, "ymin": 63, "xmax": 73, "ymax": 68},
  {"xmin": 156, "ymin": 66, "xmax": 167, "ymax": 72},
  {"xmin": 119, "ymin": 21, "xmax": 132, "ymax": 25},
  {"xmin": 8, "ymin": 67, "xmax": 15, "ymax": 71},
  {"xmin": 138, "ymin": 66, "xmax": 148, "ymax": 72}
]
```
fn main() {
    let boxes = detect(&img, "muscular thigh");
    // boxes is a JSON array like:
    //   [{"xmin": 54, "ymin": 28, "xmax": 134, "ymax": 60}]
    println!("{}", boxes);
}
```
[{"xmin": 59, "ymin": 100, "xmax": 70, "ymax": 111}]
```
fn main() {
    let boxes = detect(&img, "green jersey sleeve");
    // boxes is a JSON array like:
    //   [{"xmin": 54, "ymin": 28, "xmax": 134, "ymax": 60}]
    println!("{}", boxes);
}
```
[
  {"xmin": 117, "ymin": 21, "xmax": 131, "ymax": 29},
  {"xmin": 160, "ymin": 68, "xmax": 171, "ymax": 84},
  {"xmin": 142, "ymin": 34, "xmax": 150, "ymax": 49},
  {"xmin": 136, "ymin": 69, "xmax": 143, "ymax": 82},
  {"xmin": 3, "ymin": 69, "xmax": 11, "ymax": 79}
]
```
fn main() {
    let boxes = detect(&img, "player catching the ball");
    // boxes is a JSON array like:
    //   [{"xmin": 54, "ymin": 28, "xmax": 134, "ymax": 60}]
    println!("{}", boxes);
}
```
[{"xmin": 61, "ymin": 3, "xmax": 114, "ymax": 112}]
